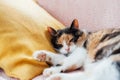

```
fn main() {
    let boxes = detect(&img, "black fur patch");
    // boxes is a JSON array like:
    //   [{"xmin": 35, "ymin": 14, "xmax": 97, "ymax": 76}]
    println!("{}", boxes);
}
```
[
  {"xmin": 95, "ymin": 48, "xmax": 104, "ymax": 60},
  {"xmin": 111, "ymin": 47, "xmax": 120, "ymax": 55},
  {"xmin": 108, "ymin": 32, "xmax": 120, "ymax": 40},
  {"xmin": 116, "ymin": 61, "xmax": 120, "ymax": 71},
  {"xmin": 51, "ymin": 27, "xmax": 83, "ymax": 51},
  {"xmin": 100, "ymin": 34, "xmax": 110, "ymax": 42},
  {"xmin": 100, "ymin": 32, "xmax": 120, "ymax": 42},
  {"xmin": 51, "ymin": 35, "xmax": 63, "ymax": 50},
  {"xmin": 56, "ymin": 64, "xmax": 62, "ymax": 66},
  {"xmin": 115, "ymin": 61, "xmax": 120, "ymax": 77},
  {"xmin": 83, "ymin": 40, "xmax": 88, "ymax": 48},
  {"xmin": 95, "ymin": 47, "xmax": 120, "ymax": 61}
]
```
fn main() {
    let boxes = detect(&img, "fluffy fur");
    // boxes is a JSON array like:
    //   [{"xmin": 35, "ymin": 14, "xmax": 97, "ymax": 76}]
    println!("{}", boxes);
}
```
[{"xmin": 33, "ymin": 19, "xmax": 120, "ymax": 80}]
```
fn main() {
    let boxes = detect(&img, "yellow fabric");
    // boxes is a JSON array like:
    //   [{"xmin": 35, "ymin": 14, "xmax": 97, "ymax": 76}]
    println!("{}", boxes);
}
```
[{"xmin": 0, "ymin": 0, "xmax": 64, "ymax": 80}]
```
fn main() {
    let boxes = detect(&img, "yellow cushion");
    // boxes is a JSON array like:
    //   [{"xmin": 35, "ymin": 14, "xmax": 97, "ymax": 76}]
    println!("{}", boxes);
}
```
[{"xmin": 0, "ymin": 0, "xmax": 64, "ymax": 80}]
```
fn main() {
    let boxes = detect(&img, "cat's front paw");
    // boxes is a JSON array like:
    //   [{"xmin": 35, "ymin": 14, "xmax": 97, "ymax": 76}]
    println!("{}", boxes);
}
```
[
  {"xmin": 33, "ymin": 50, "xmax": 51, "ymax": 62},
  {"xmin": 43, "ymin": 67, "xmax": 61, "ymax": 77}
]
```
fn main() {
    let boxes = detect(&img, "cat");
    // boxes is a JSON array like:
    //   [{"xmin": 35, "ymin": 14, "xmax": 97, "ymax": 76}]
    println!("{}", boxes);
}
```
[{"xmin": 33, "ymin": 19, "xmax": 120, "ymax": 80}]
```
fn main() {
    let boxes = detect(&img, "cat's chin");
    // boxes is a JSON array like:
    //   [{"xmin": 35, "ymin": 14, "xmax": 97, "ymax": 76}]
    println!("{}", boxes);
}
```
[
  {"xmin": 62, "ymin": 53, "xmax": 70, "ymax": 56},
  {"xmin": 58, "ymin": 50, "xmax": 69, "ymax": 55},
  {"xmin": 59, "ymin": 51, "xmax": 72, "ymax": 56},
  {"xmin": 60, "ymin": 52, "xmax": 69, "ymax": 55},
  {"xmin": 59, "ymin": 48, "xmax": 76, "ymax": 55}
]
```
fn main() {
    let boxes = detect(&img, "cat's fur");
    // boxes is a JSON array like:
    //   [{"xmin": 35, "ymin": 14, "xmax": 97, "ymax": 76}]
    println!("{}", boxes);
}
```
[{"xmin": 33, "ymin": 19, "xmax": 120, "ymax": 80}]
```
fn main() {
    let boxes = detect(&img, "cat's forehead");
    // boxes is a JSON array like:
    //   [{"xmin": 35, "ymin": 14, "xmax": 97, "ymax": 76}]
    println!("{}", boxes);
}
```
[
  {"xmin": 56, "ymin": 27, "xmax": 78, "ymax": 35},
  {"xmin": 55, "ymin": 28, "xmax": 67, "ymax": 37},
  {"xmin": 55, "ymin": 28, "xmax": 82, "ymax": 40},
  {"xmin": 59, "ymin": 33, "xmax": 73, "ymax": 39},
  {"xmin": 57, "ymin": 33, "xmax": 74, "ymax": 44}
]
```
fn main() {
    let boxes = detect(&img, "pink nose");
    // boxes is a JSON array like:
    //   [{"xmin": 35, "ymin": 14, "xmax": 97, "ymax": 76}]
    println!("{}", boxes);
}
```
[{"xmin": 65, "ymin": 48, "xmax": 70, "ymax": 52}]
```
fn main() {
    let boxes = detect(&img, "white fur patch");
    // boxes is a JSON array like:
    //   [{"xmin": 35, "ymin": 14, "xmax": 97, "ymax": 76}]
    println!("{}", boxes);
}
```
[
  {"xmin": 46, "ymin": 58, "xmax": 119, "ymax": 80},
  {"xmin": 59, "ymin": 40, "xmax": 77, "ymax": 54}
]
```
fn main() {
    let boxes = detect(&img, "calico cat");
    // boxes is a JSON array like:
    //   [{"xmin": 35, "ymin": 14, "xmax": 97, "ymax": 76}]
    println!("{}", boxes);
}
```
[{"xmin": 33, "ymin": 19, "xmax": 120, "ymax": 80}]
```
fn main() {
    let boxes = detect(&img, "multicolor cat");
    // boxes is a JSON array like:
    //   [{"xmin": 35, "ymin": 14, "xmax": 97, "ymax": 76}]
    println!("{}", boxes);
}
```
[{"xmin": 33, "ymin": 19, "xmax": 120, "ymax": 80}]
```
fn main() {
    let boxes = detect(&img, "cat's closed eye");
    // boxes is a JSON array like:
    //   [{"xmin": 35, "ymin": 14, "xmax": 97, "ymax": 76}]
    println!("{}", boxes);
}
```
[{"xmin": 69, "ymin": 38, "xmax": 74, "ymax": 42}]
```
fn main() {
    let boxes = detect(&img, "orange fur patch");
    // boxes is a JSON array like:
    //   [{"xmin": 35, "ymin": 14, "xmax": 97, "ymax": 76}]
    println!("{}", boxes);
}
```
[
  {"xmin": 87, "ymin": 29, "xmax": 119, "ymax": 60},
  {"xmin": 77, "ymin": 32, "xmax": 87, "ymax": 46},
  {"xmin": 57, "ymin": 34, "xmax": 73, "ymax": 46}
]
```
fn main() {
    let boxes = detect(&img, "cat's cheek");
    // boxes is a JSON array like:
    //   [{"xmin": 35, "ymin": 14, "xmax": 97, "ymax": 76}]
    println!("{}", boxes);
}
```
[
  {"xmin": 69, "ymin": 45, "xmax": 77, "ymax": 52},
  {"xmin": 59, "ymin": 48, "xmax": 68, "ymax": 55}
]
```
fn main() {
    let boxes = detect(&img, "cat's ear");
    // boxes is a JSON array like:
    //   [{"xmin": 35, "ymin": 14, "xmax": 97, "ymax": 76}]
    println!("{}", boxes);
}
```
[
  {"xmin": 47, "ymin": 27, "xmax": 57, "ymax": 36},
  {"xmin": 70, "ymin": 19, "xmax": 79, "ymax": 29}
]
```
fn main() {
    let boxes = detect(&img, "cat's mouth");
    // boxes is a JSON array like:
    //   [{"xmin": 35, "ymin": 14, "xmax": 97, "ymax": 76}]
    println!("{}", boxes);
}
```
[{"xmin": 64, "ymin": 52, "xmax": 71, "ymax": 56}]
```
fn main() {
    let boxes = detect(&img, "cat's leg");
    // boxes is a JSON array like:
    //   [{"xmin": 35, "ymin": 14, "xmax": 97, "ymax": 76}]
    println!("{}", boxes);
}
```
[
  {"xmin": 93, "ymin": 59, "xmax": 120, "ymax": 80},
  {"xmin": 46, "ymin": 72, "xmax": 86, "ymax": 80},
  {"xmin": 60, "ymin": 47, "xmax": 87, "ymax": 72},
  {"xmin": 33, "ymin": 50, "xmax": 66, "ymax": 66},
  {"xmin": 43, "ymin": 66, "xmax": 62, "ymax": 77},
  {"xmin": 33, "ymin": 47, "xmax": 87, "ymax": 77},
  {"xmin": 85, "ymin": 58, "xmax": 120, "ymax": 80},
  {"xmin": 45, "ymin": 58, "xmax": 119, "ymax": 80},
  {"xmin": 43, "ymin": 47, "xmax": 87, "ymax": 76}
]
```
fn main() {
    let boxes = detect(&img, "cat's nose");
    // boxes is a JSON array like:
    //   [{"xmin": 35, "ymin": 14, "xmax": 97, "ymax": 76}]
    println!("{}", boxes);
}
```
[{"xmin": 65, "ymin": 48, "xmax": 70, "ymax": 52}]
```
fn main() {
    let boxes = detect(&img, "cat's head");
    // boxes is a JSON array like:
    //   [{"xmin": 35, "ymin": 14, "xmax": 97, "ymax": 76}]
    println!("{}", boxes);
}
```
[{"xmin": 48, "ymin": 19, "xmax": 87, "ymax": 55}]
